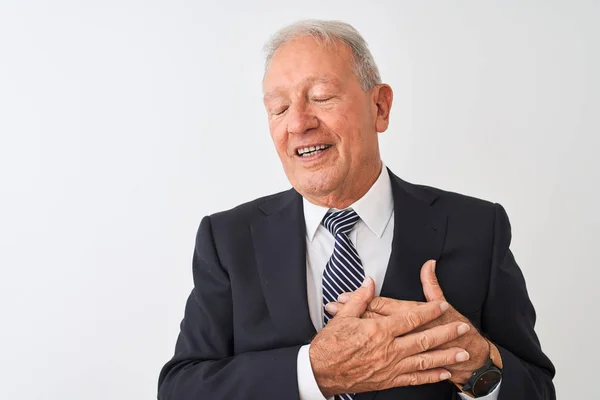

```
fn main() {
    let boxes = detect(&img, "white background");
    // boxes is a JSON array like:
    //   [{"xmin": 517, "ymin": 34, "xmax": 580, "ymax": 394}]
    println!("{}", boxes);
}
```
[{"xmin": 1, "ymin": 1, "xmax": 598, "ymax": 399}]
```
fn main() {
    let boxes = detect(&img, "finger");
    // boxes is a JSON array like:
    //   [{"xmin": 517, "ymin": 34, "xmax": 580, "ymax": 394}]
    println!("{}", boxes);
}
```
[
  {"xmin": 361, "ymin": 310, "xmax": 385, "ymax": 319},
  {"xmin": 381, "ymin": 300, "xmax": 449, "ymax": 337},
  {"xmin": 395, "ymin": 321, "xmax": 470, "ymax": 356},
  {"xmin": 337, "ymin": 293, "xmax": 351, "ymax": 303},
  {"xmin": 368, "ymin": 296, "xmax": 422, "ymax": 316},
  {"xmin": 325, "ymin": 302, "xmax": 387, "ymax": 319},
  {"xmin": 334, "ymin": 276, "xmax": 376, "ymax": 318},
  {"xmin": 391, "ymin": 368, "xmax": 452, "ymax": 387},
  {"xmin": 396, "ymin": 347, "xmax": 469, "ymax": 375},
  {"xmin": 324, "ymin": 301, "xmax": 342, "ymax": 315},
  {"xmin": 420, "ymin": 260, "xmax": 446, "ymax": 302}
]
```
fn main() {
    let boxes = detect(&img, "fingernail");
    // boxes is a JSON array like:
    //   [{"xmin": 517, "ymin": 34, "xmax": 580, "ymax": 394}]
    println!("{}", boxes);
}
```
[
  {"xmin": 431, "ymin": 260, "xmax": 436, "ymax": 272},
  {"xmin": 362, "ymin": 276, "xmax": 372, "ymax": 287},
  {"xmin": 456, "ymin": 351, "xmax": 470, "ymax": 362},
  {"xmin": 338, "ymin": 294, "xmax": 350, "ymax": 303},
  {"xmin": 440, "ymin": 301, "xmax": 449, "ymax": 312},
  {"xmin": 457, "ymin": 323, "xmax": 471, "ymax": 335},
  {"xmin": 440, "ymin": 371, "xmax": 451, "ymax": 380},
  {"xmin": 325, "ymin": 303, "xmax": 337, "ymax": 314}
]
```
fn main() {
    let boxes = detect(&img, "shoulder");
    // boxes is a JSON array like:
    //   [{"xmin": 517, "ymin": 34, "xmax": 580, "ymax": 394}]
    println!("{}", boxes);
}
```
[
  {"xmin": 394, "ymin": 174, "xmax": 504, "ymax": 230},
  {"xmin": 391, "ymin": 169, "xmax": 496, "ymax": 210},
  {"xmin": 416, "ymin": 183, "xmax": 496, "ymax": 212},
  {"xmin": 204, "ymin": 188, "xmax": 298, "ymax": 228},
  {"xmin": 396, "ymin": 177, "xmax": 513, "ymax": 252}
]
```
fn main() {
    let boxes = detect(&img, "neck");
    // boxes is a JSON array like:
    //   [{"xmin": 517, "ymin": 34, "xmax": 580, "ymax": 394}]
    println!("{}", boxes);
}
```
[{"xmin": 304, "ymin": 160, "xmax": 382, "ymax": 209}]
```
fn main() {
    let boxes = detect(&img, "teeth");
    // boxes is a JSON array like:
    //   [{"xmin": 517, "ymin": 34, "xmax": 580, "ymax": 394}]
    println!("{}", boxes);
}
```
[{"xmin": 297, "ymin": 144, "xmax": 330, "ymax": 155}]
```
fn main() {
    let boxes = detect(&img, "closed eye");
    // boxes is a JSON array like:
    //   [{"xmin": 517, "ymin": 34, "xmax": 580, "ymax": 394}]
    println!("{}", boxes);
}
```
[
  {"xmin": 313, "ymin": 97, "xmax": 332, "ymax": 103},
  {"xmin": 272, "ymin": 106, "xmax": 289, "ymax": 116}
]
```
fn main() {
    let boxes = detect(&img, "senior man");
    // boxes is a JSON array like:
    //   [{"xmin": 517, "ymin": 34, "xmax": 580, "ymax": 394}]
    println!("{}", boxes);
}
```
[{"xmin": 158, "ymin": 20, "xmax": 555, "ymax": 400}]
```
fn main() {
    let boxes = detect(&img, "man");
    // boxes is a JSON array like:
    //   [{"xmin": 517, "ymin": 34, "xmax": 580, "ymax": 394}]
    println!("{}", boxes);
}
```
[{"xmin": 158, "ymin": 20, "xmax": 555, "ymax": 400}]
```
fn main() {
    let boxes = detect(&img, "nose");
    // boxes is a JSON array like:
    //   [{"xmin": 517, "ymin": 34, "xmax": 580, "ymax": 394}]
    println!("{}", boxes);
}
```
[{"xmin": 286, "ymin": 102, "xmax": 319, "ymax": 135}]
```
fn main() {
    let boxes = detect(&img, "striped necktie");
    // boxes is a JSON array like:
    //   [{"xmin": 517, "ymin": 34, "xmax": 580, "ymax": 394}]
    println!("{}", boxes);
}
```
[{"xmin": 321, "ymin": 209, "xmax": 365, "ymax": 400}]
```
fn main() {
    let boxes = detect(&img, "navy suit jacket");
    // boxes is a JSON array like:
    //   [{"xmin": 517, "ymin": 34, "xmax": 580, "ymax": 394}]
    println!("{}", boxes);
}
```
[{"xmin": 158, "ymin": 169, "xmax": 556, "ymax": 399}]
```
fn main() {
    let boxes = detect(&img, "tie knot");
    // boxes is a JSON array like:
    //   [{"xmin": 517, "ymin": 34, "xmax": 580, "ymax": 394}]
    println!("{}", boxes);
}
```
[{"xmin": 322, "ymin": 209, "xmax": 360, "ymax": 236}]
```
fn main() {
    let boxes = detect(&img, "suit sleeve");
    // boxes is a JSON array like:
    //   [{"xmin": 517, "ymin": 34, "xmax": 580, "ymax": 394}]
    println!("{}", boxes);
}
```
[
  {"xmin": 482, "ymin": 204, "xmax": 556, "ymax": 400},
  {"xmin": 157, "ymin": 216, "xmax": 303, "ymax": 400}
]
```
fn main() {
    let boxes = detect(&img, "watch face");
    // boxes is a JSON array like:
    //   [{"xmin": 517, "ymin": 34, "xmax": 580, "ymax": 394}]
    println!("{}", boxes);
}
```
[{"xmin": 473, "ymin": 370, "xmax": 502, "ymax": 396}]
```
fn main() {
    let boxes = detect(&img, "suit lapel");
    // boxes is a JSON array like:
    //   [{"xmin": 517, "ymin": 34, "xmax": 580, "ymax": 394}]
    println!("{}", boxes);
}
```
[
  {"xmin": 251, "ymin": 189, "xmax": 317, "ymax": 345},
  {"xmin": 356, "ymin": 171, "xmax": 448, "ymax": 400},
  {"xmin": 380, "ymin": 170, "xmax": 448, "ymax": 301}
]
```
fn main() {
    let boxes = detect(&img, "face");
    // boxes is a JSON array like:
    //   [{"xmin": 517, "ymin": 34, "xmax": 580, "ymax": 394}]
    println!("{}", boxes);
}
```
[{"xmin": 263, "ymin": 36, "xmax": 393, "ymax": 208}]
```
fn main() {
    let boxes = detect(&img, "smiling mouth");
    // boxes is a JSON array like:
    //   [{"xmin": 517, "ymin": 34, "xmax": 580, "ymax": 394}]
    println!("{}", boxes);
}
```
[{"xmin": 296, "ymin": 144, "xmax": 332, "ymax": 157}]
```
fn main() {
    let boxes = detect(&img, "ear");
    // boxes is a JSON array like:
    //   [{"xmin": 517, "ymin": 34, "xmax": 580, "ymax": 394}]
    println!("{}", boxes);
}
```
[{"xmin": 372, "ymin": 84, "xmax": 393, "ymax": 133}]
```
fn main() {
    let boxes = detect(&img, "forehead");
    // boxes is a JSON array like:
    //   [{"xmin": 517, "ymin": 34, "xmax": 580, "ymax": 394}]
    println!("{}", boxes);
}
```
[{"xmin": 263, "ymin": 36, "xmax": 355, "ymax": 92}]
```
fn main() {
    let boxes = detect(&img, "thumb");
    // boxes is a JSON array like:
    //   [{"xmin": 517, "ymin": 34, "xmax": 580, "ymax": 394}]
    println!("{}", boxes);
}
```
[
  {"xmin": 334, "ymin": 276, "xmax": 375, "ymax": 318},
  {"xmin": 420, "ymin": 260, "xmax": 446, "ymax": 302}
]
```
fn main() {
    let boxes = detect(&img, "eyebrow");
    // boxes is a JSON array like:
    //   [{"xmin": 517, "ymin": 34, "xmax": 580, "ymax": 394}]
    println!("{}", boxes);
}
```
[{"xmin": 263, "ymin": 75, "xmax": 341, "ymax": 101}]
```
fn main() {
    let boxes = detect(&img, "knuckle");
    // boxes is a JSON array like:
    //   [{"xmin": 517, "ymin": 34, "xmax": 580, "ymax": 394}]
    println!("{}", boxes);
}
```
[
  {"xmin": 365, "ymin": 322, "xmax": 382, "ymax": 340},
  {"xmin": 436, "ymin": 327, "xmax": 452, "ymax": 345},
  {"xmin": 368, "ymin": 297, "xmax": 384, "ymax": 312},
  {"xmin": 404, "ymin": 311, "xmax": 422, "ymax": 329},
  {"xmin": 407, "ymin": 372, "xmax": 420, "ymax": 386},
  {"xmin": 424, "ymin": 371, "xmax": 438, "ymax": 383},
  {"xmin": 352, "ymin": 290, "xmax": 366, "ymax": 302},
  {"xmin": 416, "ymin": 333, "xmax": 431, "ymax": 352},
  {"xmin": 416, "ymin": 355, "xmax": 431, "ymax": 371}
]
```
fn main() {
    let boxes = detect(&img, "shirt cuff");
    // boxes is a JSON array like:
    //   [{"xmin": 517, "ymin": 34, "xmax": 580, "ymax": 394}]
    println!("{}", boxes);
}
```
[
  {"xmin": 297, "ymin": 344, "xmax": 330, "ymax": 400},
  {"xmin": 457, "ymin": 380, "xmax": 501, "ymax": 400}
]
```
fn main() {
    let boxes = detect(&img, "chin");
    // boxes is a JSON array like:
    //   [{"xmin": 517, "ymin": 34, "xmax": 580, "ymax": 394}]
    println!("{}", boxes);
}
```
[
  {"xmin": 285, "ymin": 163, "xmax": 344, "ymax": 197},
  {"xmin": 294, "ymin": 175, "xmax": 338, "ymax": 198}
]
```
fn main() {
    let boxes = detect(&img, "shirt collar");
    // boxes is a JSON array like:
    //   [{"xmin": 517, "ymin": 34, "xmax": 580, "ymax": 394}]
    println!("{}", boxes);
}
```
[{"xmin": 303, "ymin": 164, "xmax": 394, "ymax": 241}]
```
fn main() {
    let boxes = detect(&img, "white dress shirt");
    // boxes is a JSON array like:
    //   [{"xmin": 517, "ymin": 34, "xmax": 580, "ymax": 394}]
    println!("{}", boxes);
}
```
[{"xmin": 296, "ymin": 165, "xmax": 501, "ymax": 400}]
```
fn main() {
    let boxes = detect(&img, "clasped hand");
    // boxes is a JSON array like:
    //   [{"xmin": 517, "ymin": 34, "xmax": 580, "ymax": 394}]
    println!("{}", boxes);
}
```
[{"xmin": 309, "ymin": 260, "xmax": 491, "ymax": 397}]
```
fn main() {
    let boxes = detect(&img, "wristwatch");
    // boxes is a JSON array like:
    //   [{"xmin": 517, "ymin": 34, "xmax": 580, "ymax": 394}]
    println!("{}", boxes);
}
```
[{"xmin": 460, "ymin": 359, "xmax": 502, "ymax": 397}]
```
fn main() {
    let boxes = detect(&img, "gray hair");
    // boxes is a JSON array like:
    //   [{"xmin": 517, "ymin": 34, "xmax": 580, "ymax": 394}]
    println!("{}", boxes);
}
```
[{"xmin": 263, "ymin": 20, "xmax": 382, "ymax": 91}]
